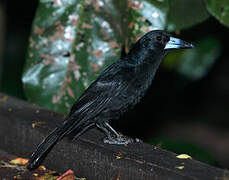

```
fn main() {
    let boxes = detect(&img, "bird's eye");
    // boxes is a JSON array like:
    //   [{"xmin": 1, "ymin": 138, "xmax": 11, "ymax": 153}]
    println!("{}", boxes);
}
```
[{"xmin": 156, "ymin": 36, "xmax": 162, "ymax": 42}]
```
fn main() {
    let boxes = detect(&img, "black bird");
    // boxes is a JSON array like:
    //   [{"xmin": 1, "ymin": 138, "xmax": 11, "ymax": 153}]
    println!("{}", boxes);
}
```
[{"xmin": 27, "ymin": 30, "xmax": 194, "ymax": 170}]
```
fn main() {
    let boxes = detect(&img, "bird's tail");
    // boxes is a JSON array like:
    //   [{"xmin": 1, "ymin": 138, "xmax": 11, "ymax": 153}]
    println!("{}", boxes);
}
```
[
  {"xmin": 27, "ymin": 118, "xmax": 92, "ymax": 170},
  {"xmin": 27, "ymin": 127, "xmax": 63, "ymax": 170}
]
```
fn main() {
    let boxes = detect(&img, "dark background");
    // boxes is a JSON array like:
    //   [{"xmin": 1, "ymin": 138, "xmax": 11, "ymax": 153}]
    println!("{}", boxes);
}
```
[{"xmin": 1, "ymin": 1, "xmax": 229, "ymax": 169}]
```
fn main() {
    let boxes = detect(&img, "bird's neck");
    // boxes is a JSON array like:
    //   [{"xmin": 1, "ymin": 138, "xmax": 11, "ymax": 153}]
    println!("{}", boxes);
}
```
[{"xmin": 125, "ymin": 48, "xmax": 166, "ymax": 77}]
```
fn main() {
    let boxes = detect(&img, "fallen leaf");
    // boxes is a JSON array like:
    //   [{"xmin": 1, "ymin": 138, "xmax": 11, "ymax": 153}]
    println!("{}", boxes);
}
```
[
  {"xmin": 13, "ymin": 175, "xmax": 21, "ymax": 179},
  {"xmin": 0, "ymin": 96, "xmax": 8, "ymax": 102},
  {"xmin": 38, "ymin": 165, "xmax": 47, "ymax": 171},
  {"xmin": 175, "ymin": 166, "xmax": 184, "ymax": 170},
  {"xmin": 116, "ymin": 155, "xmax": 121, "ymax": 159},
  {"xmin": 115, "ymin": 152, "xmax": 123, "ymax": 159},
  {"xmin": 57, "ymin": 169, "xmax": 75, "ymax": 180},
  {"xmin": 176, "ymin": 154, "xmax": 192, "ymax": 159},
  {"xmin": 32, "ymin": 121, "xmax": 46, "ymax": 128},
  {"xmin": 39, "ymin": 171, "xmax": 59, "ymax": 180},
  {"xmin": 116, "ymin": 172, "xmax": 120, "ymax": 180},
  {"xmin": 9, "ymin": 158, "xmax": 28, "ymax": 165}
]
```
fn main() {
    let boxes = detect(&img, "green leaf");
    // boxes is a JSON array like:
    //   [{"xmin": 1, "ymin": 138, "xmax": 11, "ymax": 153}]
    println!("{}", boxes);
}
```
[
  {"xmin": 206, "ymin": 0, "xmax": 229, "ymax": 27},
  {"xmin": 166, "ymin": 0, "xmax": 210, "ymax": 31},
  {"xmin": 23, "ymin": 0, "xmax": 123, "ymax": 114},
  {"xmin": 163, "ymin": 37, "xmax": 221, "ymax": 81},
  {"xmin": 125, "ymin": 0, "xmax": 209, "ymax": 39}
]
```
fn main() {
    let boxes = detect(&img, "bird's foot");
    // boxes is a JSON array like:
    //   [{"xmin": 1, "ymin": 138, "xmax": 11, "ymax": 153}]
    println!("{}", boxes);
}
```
[{"xmin": 103, "ymin": 136, "xmax": 142, "ymax": 145}]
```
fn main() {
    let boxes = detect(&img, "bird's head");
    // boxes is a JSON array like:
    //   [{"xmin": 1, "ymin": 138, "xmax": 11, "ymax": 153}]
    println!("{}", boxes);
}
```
[
  {"xmin": 127, "ymin": 30, "xmax": 194, "ymax": 65},
  {"xmin": 138, "ymin": 30, "xmax": 194, "ymax": 52}
]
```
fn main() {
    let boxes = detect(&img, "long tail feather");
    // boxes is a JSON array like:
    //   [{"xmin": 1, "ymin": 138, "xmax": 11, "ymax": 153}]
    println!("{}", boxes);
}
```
[
  {"xmin": 27, "ymin": 118, "xmax": 93, "ymax": 170},
  {"xmin": 27, "ymin": 127, "xmax": 62, "ymax": 170}
]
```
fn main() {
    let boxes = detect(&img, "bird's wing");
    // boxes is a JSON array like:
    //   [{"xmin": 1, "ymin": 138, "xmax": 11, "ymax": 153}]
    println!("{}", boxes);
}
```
[{"xmin": 67, "ymin": 61, "xmax": 129, "ymax": 120}]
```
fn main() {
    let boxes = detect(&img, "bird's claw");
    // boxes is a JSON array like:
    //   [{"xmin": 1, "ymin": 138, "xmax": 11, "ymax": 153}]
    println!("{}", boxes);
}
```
[
  {"xmin": 135, "ymin": 138, "xmax": 142, "ymax": 143},
  {"xmin": 103, "ymin": 136, "xmax": 142, "ymax": 145}
]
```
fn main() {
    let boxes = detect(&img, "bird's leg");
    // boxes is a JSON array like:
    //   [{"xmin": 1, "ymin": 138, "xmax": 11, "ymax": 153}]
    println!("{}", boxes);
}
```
[
  {"xmin": 96, "ymin": 122, "xmax": 114, "ymax": 140},
  {"xmin": 104, "ymin": 122, "xmax": 143, "ymax": 144},
  {"xmin": 96, "ymin": 122, "xmax": 142, "ymax": 145},
  {"xmin": 103, "ymin": 122, "xmax": 120, "ymax": 137}
]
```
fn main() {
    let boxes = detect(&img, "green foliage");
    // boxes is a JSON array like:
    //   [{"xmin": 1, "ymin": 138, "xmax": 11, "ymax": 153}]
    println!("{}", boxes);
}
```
[
  {"xmin": 166, "ymin": 0, "xmax": 209, "ymax": 31},
  {"xmin": 163, "ymin": 37, "xmax": 221, "ymax": 80},
  {"xmin": 22, "ymin": 0, "xmax": 227, "ymax": 114},
  {"xmin": 206, "ymin": 0, "xmax": 229, "ymax": 27},
  {"xmin": 150, "ymin": 137, "xmax": 216, "ymax": 165}
]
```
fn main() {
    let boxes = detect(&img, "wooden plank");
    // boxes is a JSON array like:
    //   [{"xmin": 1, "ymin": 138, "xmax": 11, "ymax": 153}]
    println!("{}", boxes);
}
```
[
  {"xmin": 0, "ymin": 149, "xmax": 62, "ymax": 180},
  {"xmin": 0, "ymin": 92, "xmax": 228, "ymax": 180}
]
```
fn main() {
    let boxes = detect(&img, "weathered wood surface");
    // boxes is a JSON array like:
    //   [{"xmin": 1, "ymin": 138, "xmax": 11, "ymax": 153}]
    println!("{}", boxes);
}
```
[{"xmin": 0, "ymin": 92, "xmax": 228, "ymax": 180}]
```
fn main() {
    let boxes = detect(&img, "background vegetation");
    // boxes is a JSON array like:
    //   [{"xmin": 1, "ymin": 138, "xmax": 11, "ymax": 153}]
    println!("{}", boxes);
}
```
[{"xmin": 1, "ymin": 0, "xmax": 229, "ymax": 168}]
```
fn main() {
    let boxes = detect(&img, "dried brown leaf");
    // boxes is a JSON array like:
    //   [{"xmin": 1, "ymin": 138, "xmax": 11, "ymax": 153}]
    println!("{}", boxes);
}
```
[{"xmin": 57, "ymin": 169, "xmax": 75, "ymax": 180}]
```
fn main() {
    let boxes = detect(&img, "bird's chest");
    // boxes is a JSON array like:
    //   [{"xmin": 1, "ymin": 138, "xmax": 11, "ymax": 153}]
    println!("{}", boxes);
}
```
[
  {"xmin": 126, "ymin": 72, "xmax": 152, "ymax": 104},
  {"xmin": 114, "ymin": 70, "xmax": 153, "ymax": 112},
  {"xmin": 103, "ymin": 64, "xmax": 155, "ymax": 119}
]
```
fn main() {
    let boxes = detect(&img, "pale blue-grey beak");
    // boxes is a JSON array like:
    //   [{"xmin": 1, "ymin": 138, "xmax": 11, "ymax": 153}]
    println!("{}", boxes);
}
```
[{"xmin": 164, "ymin": 37, "xmax": 194, "ymax": 50}]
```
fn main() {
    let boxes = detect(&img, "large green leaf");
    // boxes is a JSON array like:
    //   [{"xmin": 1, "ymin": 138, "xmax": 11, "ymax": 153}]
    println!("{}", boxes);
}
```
[
  {"xmin": 23, "ymin": 0, "xmax": 124, "ymax": 114},
  {"xmin": 23, "ymin": 0, "xmax": 210, "ymax": 114},
  {"xmin": 166, "ymin": 0, "xmax": 210, "ymax": 31},
  {"xmin": 206, "ymin": 0, "xmax": 229, "ymax": 27}
]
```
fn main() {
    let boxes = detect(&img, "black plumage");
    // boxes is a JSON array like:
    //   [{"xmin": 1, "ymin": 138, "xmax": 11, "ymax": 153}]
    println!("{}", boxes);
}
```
[{"xmin": 27, "ymin": 30, "xmax": 193, "ymax": 170}]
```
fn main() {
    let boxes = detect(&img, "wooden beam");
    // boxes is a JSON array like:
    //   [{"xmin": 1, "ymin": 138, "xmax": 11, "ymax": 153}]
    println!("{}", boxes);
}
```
[{"xmin": 0, "ymin": 93, "xmax": 228, "ymax": 180}]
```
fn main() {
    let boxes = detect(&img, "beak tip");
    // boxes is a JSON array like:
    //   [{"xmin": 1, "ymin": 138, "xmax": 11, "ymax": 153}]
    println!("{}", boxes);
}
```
[{"xmin": 164, "ymin": 37, "xmax": 194, "ymax": 50}]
